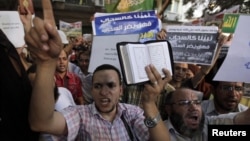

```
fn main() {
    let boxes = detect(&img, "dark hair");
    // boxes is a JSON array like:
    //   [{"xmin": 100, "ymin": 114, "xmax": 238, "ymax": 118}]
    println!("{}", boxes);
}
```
[
  {"xmin": 165, "ymin": 91, "xmax": 175, "ymax": 105},
  {"xmin": 62, "ymin": 49, "xmax": 69, "ymax": 57},
  {"xmin": 0, "ymin": 0, "xmax": 18, "ymax": 10},
  {"xmin": 73, "ymin": 45, "xmax": 88, "ymax": 52},
  {"xmin": 93, "ymin": 64, "xmax": 122, "ymax": 85},
  {"xmin": 205, "ymin": 56, "xmax": 226, "ymax": 88},
  {"xmin": 26, "ymin": 64, "xmax": 37, "ymax": 74},
  {"xmin": 77, "ymin": 50, "xmax": 91, "ymax": 60}
]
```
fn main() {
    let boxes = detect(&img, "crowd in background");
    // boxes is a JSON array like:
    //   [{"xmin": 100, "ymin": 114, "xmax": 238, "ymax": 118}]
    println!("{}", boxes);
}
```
[{"xmin": 1, "ymin": 0, "xmax": 250, "ymax": 141}]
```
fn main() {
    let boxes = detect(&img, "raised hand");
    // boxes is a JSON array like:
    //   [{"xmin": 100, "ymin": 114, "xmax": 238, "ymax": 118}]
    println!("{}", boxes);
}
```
[
  {"xmin": 74, "ymin": 35, "xmax": 84, "ymax": 46},
  {"xmin": 142, "ymin": 64, "xmax": 172, "ymax": 104},
  {"xmin": 156, "ymin": 28, "xmax": 167, "ymax": 40},
  {"xmin": 18, "ymin": 6, "xmax": 33, "ymax": 33},
  {"xmin": 24, "ymin": 0, "xmax": 62, "ymax": 63}
]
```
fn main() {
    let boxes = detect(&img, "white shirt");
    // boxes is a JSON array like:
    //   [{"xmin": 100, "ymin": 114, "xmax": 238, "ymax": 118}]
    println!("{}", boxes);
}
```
[
  {"xmin": 39, "ymin": 87, "xmax": 76, "ymax": 141},
  {"xmin": 73, "ymin": 67, "xmax": 93, "ymax": 104},
  {"xmin": 55, "ymin": 87, "xmax": 76, "ymax": 111}
]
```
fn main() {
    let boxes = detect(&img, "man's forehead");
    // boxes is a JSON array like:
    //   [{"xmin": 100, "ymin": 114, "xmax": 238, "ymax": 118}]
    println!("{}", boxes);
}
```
[
  {"xmin": 59, "ymin": 50, "xmax": 67, "ymax": 57},
  {"xmin": 219, "ymin": 81, "xmax": 243, "ymax": 86},
  {"xmin": 93, "ymin": 70, "xmax": 119, "ymax": 82},
  {"xmin": 80, "ymin": 55, "xmax": 90, "ymax": 59},
  {"xmin": 174, "ymin": 88, "xmax": 201, "ymax": 100},
  {"xmin": 175, "ymin": 63, "xmax": 188, "ymax": 68}
]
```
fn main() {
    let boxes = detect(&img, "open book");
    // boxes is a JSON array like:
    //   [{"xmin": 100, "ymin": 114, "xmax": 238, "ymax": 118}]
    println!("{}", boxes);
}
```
[{"xmin": 117, "ymin": 40, "xmax": 173, "ymax": 85}]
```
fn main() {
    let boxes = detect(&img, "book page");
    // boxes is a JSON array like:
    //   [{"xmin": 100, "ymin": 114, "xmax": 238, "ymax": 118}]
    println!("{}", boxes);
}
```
[
  {"xmin": 88, "ymin": 34, "xmax": 139, "ymax": 73},
  {"xmin": 147, "ymin": 42, "xmax": 173, "ymax": 76},
  {"xmin": 119, "ymin": 45, "xmax": 134, "ymax": 84},
  {"xmin": 126, "ymin": 44, "xmax": 151, "ymax": 83}
]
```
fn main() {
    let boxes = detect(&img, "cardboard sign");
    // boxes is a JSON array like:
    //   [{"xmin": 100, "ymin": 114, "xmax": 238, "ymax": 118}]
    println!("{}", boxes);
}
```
[
  {"xmin": 222, "ymin": 14, "xmax": 239, "ymax": 33},
  {"xmin": 166, "ymin": 25, "xmax": 219, "ymax": 65},
  {"xmin": 214, "ymin": 14, "xmax": 250, "ymax": 83},
  {"xmin": 0, "ymin": 11, "xmax": 25, "ymax": 48}
]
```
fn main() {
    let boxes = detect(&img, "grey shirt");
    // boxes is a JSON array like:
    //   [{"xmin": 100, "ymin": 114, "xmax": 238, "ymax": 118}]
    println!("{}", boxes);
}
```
[{"xmin": 164, "ymin": 113, "xmax": 237, "ymax": 141}]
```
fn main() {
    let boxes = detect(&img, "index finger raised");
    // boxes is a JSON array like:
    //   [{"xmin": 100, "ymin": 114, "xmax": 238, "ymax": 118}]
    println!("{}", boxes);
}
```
[{"xmin": 42, "ymin": 0, "xmax": 56, "ymax": 27}]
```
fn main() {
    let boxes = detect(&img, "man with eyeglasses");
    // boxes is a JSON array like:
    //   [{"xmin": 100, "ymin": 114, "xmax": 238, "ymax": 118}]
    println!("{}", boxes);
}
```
[
  {"xmin": 164, "ymin": 88, "xmax": 250, "ymax": 141},
  {"xmin": 201, "ymin": 81, "xmax": 248, "ymax": 116}
]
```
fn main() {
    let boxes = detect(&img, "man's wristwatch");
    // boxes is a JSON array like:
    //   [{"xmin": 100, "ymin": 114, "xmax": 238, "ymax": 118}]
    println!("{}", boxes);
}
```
[{"xmin": 144, "ymin": 113, "xmax": 162, "ymax": 128}]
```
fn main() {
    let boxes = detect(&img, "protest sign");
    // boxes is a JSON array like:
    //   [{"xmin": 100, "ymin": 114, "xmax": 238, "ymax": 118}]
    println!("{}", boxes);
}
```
[
  {"xmin": 92, "ymin": 10, "xmax": 159, "ymax": 36},
  {"xmin": 221, "ymin": 14, "xmax": 239, "ymax": 33},
  {"xmin": 59, "ymin": 20, "xmax": 82, "ymax": 39},
  {"xmin": 88, "ymin": 10, "xmax": 160, "ymax": 73},
  {"xmin": 104, "ymin": 0, "xmax": 154, "ymax": 13},
  {"xmin": 0, "ymin": 11, "xmax": 25, "ymax": 48},
  {"xmin": 88, "ymin": 34, "xmax": 140, "ymax": 73},
  {"xmin": 203, "ymin": 5, "xmax": 240, "ymax": 27},
  {"xmin": 218, "ymin": 45, "xmax": 229, "ymax": 59},
  {"xmin": 166, "ymin": 25, "xmax": 219, "ymax": 65},
  {"xmin": 214, "ymin": 14, "xmax": 250, "ymax": 83}
]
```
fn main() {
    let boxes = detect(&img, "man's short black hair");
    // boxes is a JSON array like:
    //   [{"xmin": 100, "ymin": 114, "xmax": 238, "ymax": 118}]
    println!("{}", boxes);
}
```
[
  {"xmin": 0, "ymin": 0, "xmax": 18, "ymax": 10},
  {"xmin": 77, "ymin": 50, "xmax": 91, "ymax": 60},
  {"xmin": 93, "ymin": 64, "xmax": 122, "ymax": 85},
  {"xmin": 165, "ymin": 90, "xmax": 175, "ymax": 105}
]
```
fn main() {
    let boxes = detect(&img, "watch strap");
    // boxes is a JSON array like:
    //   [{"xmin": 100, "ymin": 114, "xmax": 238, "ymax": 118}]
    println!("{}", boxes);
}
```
[{"xmin": 144, "ymin": 112, "xmax": 162, "ymax": 128}]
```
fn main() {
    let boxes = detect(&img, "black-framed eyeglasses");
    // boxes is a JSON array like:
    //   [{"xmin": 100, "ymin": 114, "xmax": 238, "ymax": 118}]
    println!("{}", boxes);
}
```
[
  {"xmin": 171, "ymin": 100, "xmax": 201, "ymax": 107},
  {"xmin": 220, "ymin": 85, "xmax": 244, "ymax": 92}
]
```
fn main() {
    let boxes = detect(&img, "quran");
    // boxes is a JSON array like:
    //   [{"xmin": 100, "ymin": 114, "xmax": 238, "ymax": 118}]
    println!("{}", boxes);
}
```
[{"xmin": 116, "ymin": 40, "xmax": 173, "ymax": 85}]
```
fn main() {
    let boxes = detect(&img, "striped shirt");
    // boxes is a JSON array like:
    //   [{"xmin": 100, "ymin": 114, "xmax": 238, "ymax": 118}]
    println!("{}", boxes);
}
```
[{"xmin": 58, "ymin": 103, "xmax": 149, "ymax": 141}]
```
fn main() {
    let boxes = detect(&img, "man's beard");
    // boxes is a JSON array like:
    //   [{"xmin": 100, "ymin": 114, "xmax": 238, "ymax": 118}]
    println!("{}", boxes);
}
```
[
  {"xmin": 214, "ymin": 97, "xmax": 237, "ymax": 112},
  {"xmin": 96, "ymin": 104, "xmax": 116, "ymax": 114},
  {"xmin": 170, "ymin": 111, "xmax": 205, "ymax": 138}
]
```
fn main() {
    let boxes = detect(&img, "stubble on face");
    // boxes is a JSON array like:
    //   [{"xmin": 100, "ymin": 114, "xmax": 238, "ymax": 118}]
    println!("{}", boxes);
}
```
[
  {"xmin": 214, "ymin": 82, "xmax": 244, "ymax": 114},
  {"xmin": 96, "ymin": 103, "xmax": 116, "ymax": 114},
  {"xmin": 56, "ymin": 50, "xmax": 68, "ymax": 73},
  {"xmin": 170, "ymin": 110, "xmax": 205, "ymax": 138},
  {"xmin": 92, "ymin": 70, "xmax": 122, "ymax": 116}
]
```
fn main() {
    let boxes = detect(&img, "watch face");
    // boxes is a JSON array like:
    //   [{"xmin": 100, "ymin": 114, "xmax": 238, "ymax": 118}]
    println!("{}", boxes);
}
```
[{"xmin": 144, "ymin": 118, "xmax": 157, "ymax": 128}]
